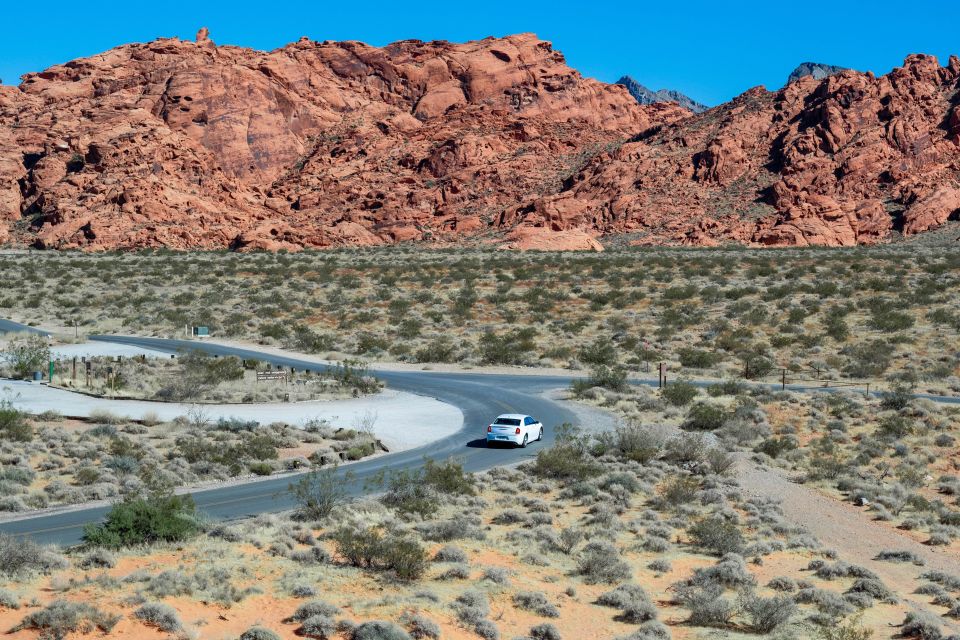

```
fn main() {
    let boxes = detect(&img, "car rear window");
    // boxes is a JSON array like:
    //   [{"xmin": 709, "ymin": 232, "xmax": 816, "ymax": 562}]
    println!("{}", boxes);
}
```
[{"xmin": 494, "ymin": 418, "xmax": 521, "ymax": 426}]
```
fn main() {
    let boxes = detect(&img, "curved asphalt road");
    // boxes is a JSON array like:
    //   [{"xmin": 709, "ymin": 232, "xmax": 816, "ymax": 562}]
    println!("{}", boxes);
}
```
[
  {"xmin": 1, "ymin": 335, "xmax": 582, "ymax": 547},
  {"xmin": 0, "ymin": 319, "xmax": 49, "ymax": 335},
  {"xmin": 1, "ymin": 330, "xmax": 957, "ymax": 547}
]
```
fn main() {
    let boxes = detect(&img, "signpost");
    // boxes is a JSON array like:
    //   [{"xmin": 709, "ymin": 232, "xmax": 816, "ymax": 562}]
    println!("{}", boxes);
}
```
[{"xmin": 256, "ymin": 370, "xmax": 287, "ymax": 383}]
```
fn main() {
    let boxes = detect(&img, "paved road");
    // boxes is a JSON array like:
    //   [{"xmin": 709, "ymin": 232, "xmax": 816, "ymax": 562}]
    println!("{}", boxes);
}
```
[
  {"xmin": 0, "ymin": 318, "xmax": 49, "ymax": 335},
  {"xmin": 1, "ymin": 335, "xmax": 581, "ymax": 547},
  {"xmin": 2, "ymin": 334, "xmax": 957, "ymax": 547}
]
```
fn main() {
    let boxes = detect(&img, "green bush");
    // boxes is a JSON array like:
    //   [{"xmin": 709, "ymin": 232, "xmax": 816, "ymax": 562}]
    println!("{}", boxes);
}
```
[
  {"xmin": 479, "ymin": 328, "xmax": 537, "ymax": 365},
  {"xmin": 2, "ymin": 334, "xmax": 50, "ymax": 379},
  {"xmin": 82, "ymin": 491, "xmax": 201, "ymax": 548},
  {"xmin": 289, "ymin": 464, "xmax": 353, "ymax": 520},
  {"xmin": 579, "ymin": 337, "xmax": 617, "ymax": 366},
  {"xmin": 0, "ymin": 401, "xmax": 32, "ymax": 442},
  {"xmin": 531, "ymin": 441, "xmax": 601, "ymax": 482},
  {"xmin": 678, "ymin": 348, "xmax": 723, "ymax": 368},
  {"xmin": 688, "ymin": 517, "xmax": 744, "ymax": 556},
  {"xmin": 332, "ymin": 526, "xmax": 428, "ymax": 580},
  {"xmin": 662, "ymin": 381, "xmax": 698, "ymax": 406},
  {"xmin": 682, "ymin": 402, "xmax": 727, "ymax": 431}
]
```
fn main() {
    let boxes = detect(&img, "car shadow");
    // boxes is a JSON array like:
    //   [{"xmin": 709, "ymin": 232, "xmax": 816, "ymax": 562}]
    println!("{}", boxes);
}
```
[{"xmin": 466, "ymin": 438, "xmax": 515, "ymax": 449}]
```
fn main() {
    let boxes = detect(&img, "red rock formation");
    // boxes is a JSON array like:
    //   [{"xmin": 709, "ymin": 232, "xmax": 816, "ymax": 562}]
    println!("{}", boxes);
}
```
[
  {"xmin": 0, "ymin": 32, "xmax": 682, "ymax": 250},
  {"xmin": 508, "ymin": 55, "xmax": 960, "ymax": 246},
  {"xmin": 1, "ymin": 32, "xmax": 959, "ymax": 250}
]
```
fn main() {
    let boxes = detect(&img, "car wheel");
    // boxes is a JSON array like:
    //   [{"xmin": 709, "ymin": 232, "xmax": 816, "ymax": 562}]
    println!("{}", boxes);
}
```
[
  {"xmin": 520, "ymin": 434, "xmax": 528, "ymax": 448},
  {"xmin": 537, "ymin": 428, "xmax": 543, "ymax": 442}
]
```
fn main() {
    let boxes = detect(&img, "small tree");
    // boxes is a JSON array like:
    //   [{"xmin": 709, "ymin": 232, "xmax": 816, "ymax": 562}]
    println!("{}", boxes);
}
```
[
  {"xmin": 289, "ymin": 465, "xmax": 354, "ymax": 520},
  {"xmin": 3, "ymin": 335, "xmax": 50, "ymax": 379}
]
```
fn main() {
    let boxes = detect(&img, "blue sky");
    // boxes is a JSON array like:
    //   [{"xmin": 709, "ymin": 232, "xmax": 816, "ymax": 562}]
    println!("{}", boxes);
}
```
[{"xmin": 1, "ymin": 0, "xmax": 955, "ymax": 105}]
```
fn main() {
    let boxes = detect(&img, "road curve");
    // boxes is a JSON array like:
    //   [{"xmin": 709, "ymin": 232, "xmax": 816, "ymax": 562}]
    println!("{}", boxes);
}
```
[
  {"xmin": 1, "ymin": 335, "xmax": 582, "ymax": 547},
  {"xmin": 0, "ymin": 318, "xmax": 49, "ymax": 335},
  {"xmin": 2, "ymin": 334, "xmax": 958, "ymax": 547}
]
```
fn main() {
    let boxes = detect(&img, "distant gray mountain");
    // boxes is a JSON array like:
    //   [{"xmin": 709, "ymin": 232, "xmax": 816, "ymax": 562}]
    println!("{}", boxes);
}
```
[
  {"xmin": 615, "ymin": 75, "xmax": 708, "ymax": 113},
  {"xmin": 786, "ymin": 62, "xmax": 848, "ymax": 85}
]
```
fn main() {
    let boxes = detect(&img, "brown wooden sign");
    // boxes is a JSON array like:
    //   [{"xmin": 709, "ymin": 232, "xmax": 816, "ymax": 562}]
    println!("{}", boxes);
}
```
[{"xmin": 256, "ymin": 370, "xmax": 287, "ymax": 382}]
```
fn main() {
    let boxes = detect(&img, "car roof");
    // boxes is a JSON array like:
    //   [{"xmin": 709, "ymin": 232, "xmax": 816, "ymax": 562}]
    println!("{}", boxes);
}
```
[{"xmin": 496, "ymin": 413, "xmax": 530, "ymax": 420}]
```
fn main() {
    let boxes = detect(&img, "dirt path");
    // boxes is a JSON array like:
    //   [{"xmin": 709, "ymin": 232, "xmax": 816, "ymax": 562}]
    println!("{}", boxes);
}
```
[{"xmin": 738, "ymin": 458, "xmax": 960, "ymax": 634}]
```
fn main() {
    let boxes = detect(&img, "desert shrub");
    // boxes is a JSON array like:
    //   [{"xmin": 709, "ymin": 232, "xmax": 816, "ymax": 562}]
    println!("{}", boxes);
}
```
[
  {"xmin": 12, "ymin": 599, "xmax": 120, "ymax": 637},
  {"xmin": 513, "ymin": 591, "xmax": 559, "ymax": 617},
  {"xmin": 0, "ymin": 401, "xmax": 32, "ymax": 442},
  {"xmin": 577, "ymin": 541, "xmax": 632, "ymax": 584},
  {"xmin": 843, "ymin": 340, "xmax": 893, "ymax": 377},
  {"xmin": 658, "ymin": 475, "xmax": 700, "ymax": 508},
  {"xmin": 407, "ymin": 613, "xmax": 441, "ymax": 639},
  {"xmin": 597, "ymin": 583, "xmax": 657, "ymax": 622},
  {"xmin": 479, "ymin": 328, "xmax": 536, "ymax": 365},
  {"xmin": 352, "ymin": 620, "xmax": 412, "ymax": 640},
  {"xmin": 240, "ymin": 627, "xmax": 283, "ymax": 640},
  {"xmin": 531, "ymin": 440, "xmax": 600, "ymax": 482},
  {"xmin": 286, "ymin": 600, "xmax": 341, "ymax": 622},
  {"xmin": 816, "ymin": 614, "xmax": 873, "ymax": 640},
  {"xmin": 483, "ymin": 567, "xmax": 510, "ymax": 584},
  {"xmin": 290, "ymin": 464, "xmax": 353, "ymax": 520},
  {"xmin": 580, "ymin": 337, "xmax": 618, "ymax": 366},
  {"xmin": 82, "ymin": 491, "xmax": 200, "ymax": 548},
  {"xmin": 690, "ymin": 554, "xmax": 756, "ymax": 589},
  {"xmin": 678, "ymin": 584, "xmax": 735, "ymax": 627},
  {"xmin": 767, "ymin": 576, "xmax": 797, "ymax": 592},
  {"xmin": 454, "ymin": 589, "xmax": 491, "ymax": 630},
  {"xmin": 332, "ymin": 527, "xmax": 428, "ymax": 580},
  {"xmin": 529, "ymin": 623, "xmax": 562, "ymax": 640},
  {"xmin": 662, "ymin": 381, "xmax": 698, "ymax": 406},
  {"xmin": 682, "ymin": 402, "xmax": 726, "ymax": 431},
  {"xmin": 379, "ymin": 457, "xmax": 474, "ymax": 518},
  {"xmin": 707, "ymin": 380, "xmax": 746, "ymax": 396},
  {"xmin": 415, "ymin": 336, "xmax": 457, "ymax": 363},
  {"xmin": 0, "ymin": 589, "xmax": 19, "ymax": 609},
  {"xmin": 433, "ymin": 545, "xmax": 468, "ymax": 563},
  {"xmin": 610, "ymin": 423, "xmax": 663, "ymax": 463},
  {"xmin": 647, "ymin": 559, "xmax": 671, "ymax": 574},
  {"xmin": 0, "ymin": 533, "xmax": 68, "ymax": 576},
  {"xmin": 755, "ymin": 436, "xmax": 797, "ymax": 458},
  {"xmin": 133, "ymin": 602, "xmax": 183, "ymax": 633},
  {"xmin": 679, "ymin": 348, "xmax": 723, "ymax": 369},
  {"xmin": 474, "ymin": 619, "xmax": 499, "ymax": 640},
  {"xmin": 78, "ymin": 549, "xmax": 116, "ymax": 569},
  {"xmin": 3, "ymin": 334, "xmax": 50, "ymax": 379},
  {"xmin": 847, "ymin": 578, "xmax": 895, "ymax": 603},
  {"xmin": 900, "ymin": 611, "xmax": 944, "ymax": 639},
  {"xmin": 705, "ymin": 448, "xmax": 736, "ymax": 475},
  {"xmin": 875, "ymin": 549, "xmax": 924, "ymax": 565},
  {"xmin": 300, "ymin": 614, "xmax": 336, "ymax": 639},
  {"xmin": 688, "ymin": 517, "xmax": 744, "ymax": 556},
  {"xmin": 741, "ymin": 593, "xmax": 796, "ymax": 633},
  {"xmin": 438, "ymin": 564, "xmax": 471, "ymax": 581}
]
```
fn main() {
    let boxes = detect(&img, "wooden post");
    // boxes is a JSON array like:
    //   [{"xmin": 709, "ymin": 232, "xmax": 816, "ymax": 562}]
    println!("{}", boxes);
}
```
[
  {"xmin": 658, "ymin": 362, "xmax": 664, "ymax": 388},
  {"xmin": 781, "ymin": 369, "xmax": 786, "ymax": 390},
  {"xmin": 72, "ymin": 357, "xmax": 77, "ymax": 381}
]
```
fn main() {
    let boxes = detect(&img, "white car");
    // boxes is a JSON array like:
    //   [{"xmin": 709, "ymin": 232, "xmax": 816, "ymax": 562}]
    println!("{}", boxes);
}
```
[{"xmin": 486, "ymin": 414, "xmax": 543, "ymax": 448}]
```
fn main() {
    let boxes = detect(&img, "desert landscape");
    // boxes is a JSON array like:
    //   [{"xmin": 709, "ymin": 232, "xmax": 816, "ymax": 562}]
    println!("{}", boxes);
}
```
[{"xmin": 1, "ymin": 5, "xmax": 960, "ymax": 640}]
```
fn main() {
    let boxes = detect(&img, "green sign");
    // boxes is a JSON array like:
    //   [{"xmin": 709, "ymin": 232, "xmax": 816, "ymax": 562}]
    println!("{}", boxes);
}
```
[{"xmin": 49, "ymin": 360, "xmax": 54, "ymax": 382}]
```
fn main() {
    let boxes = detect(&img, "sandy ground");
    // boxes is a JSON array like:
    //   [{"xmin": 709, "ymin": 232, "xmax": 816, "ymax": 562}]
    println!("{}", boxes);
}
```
[
  {"xmin": 1, "ymin": 381, "xmax": 462, "ymax": 452},
  {"xmin": 49, "ymin": 341, "xmax": 172, "ymax": 360},
  {"xmin": 739, "ymin": 459, "xmax": 960, "ymax": 634}
]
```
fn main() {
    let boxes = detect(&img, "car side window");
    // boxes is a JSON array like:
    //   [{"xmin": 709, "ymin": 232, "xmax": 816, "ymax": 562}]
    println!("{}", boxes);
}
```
[{"xmin": 524, "ymin": 417, "xmax": 534, "ymax": 425}]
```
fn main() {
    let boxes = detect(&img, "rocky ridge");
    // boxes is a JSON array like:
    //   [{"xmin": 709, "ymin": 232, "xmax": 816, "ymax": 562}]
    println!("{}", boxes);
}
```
[
  {"xmin": 1, "ymin": 31, "xmax": 959, "ymax": 250},
  {"xmin": 615, "ymin": 75, "xmax": 708, "ymax": 113}
]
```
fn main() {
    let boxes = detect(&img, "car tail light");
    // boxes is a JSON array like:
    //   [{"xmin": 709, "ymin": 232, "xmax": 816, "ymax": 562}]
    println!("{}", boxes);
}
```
[
  {"xmin": 515, "ymin": 427, "xmax": 521, "ymax": 434},
  {"xmin": 487, "ymin": 425, "xmax": 492, "ymax": 433}
]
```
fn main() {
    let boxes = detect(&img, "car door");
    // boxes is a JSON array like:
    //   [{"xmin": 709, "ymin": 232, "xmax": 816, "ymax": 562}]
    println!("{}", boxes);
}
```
[{"xmin": 523, "ymin": 416, "xmax": 534, "ymax": 442}]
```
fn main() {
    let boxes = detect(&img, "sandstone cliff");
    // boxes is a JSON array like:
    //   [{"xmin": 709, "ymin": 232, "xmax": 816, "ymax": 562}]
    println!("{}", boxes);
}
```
[{"xmin": 1, "ymin": 32, "xmax": 958, "ymax": 250}]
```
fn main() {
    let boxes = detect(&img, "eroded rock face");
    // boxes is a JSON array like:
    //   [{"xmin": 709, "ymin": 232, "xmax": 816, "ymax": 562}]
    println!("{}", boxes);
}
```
[
  {"xmin": 506, "ymin": 55, "xmax": 960, "ymax": 246},
  {"xmin": 0, "ymin": 32, "xmax": 683, "ymax": 250},
  {"xmin": 1, "ymin": 33, "xmax": 959, "ymax": 250}
]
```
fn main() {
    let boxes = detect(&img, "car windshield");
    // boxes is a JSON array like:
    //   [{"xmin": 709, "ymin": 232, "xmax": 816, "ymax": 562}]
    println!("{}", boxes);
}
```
[{"xmin": 493, "ymin": 417, "xmax": 521, "ymax": 426}]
